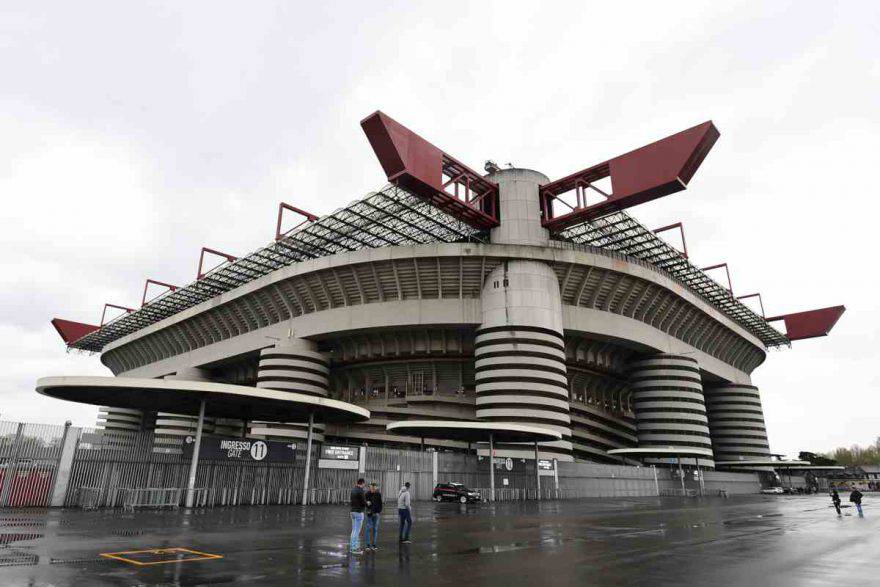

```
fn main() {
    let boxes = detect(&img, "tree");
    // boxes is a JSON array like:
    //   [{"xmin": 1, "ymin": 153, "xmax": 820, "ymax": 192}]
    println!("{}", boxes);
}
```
[{"xmin": 799, "ymin": 451, "xmax": 837, "ymax": 466}]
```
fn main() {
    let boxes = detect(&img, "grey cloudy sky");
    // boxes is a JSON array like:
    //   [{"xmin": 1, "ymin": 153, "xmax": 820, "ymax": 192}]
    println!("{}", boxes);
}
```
[{"xmin": 1, "ymin": 1, "xmax": 877, "ymax": 458}]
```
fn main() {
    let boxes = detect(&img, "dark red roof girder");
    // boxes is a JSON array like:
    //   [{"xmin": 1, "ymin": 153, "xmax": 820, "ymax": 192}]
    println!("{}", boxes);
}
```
[
  {"xmin": 766, "ymin": 305, "xmax": 846, "ymax": 341},
  {"xmin": 541, "ymin": 121, "xmax": 720, "ymax": 232},
  {"xmin": 361, "ymin": 111, "xmax": 499, "ymax": 231},
  {"xmin": 51, "ymin": 318, "xmax": 100, "ymax": 346}
]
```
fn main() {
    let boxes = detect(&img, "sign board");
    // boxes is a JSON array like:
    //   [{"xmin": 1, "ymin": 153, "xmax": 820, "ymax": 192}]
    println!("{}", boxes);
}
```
[
  {"xmin": 321, "ymin": 446, "xmax": 360, "ymax": 461},
  {"xmin": 537, "ymin": 459, "xmax": 553, "ymax": 471},
  {"xmin": 183, "ymin": 436, "xmax": 295, "ymax": 463}
]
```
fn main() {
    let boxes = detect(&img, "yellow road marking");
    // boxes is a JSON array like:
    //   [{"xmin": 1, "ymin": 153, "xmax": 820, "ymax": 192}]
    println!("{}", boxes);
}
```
[{"xmin": 100, "ymin": 547, "xmax": 223, "ymax": 566}]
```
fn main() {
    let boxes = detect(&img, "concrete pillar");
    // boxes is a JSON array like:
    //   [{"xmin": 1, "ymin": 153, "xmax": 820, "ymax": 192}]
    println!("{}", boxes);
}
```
[
  {"xmin": 251, "ymin": 337, "xmax": 329, "ymax": 444},
  {"xmin": 487, "ymin": 168, "xmax": 550, "ymax": 246},
  {"xmin": 49, "ymin": 423, "xmax": 80, "ymax": 507},
  {"xmin": 627, "ymin": 354, "xmax": 714, "ymax": 468},
  {"xmin": 476, "ymin": 168, "xmax": 572, "ymax": 461},
  {"xmin": 705, "ymin": 383, "xmax": 771, "ymax": 463},
  {"xmin": 157, "ymin": 367, "xmax": 216, "ymax": 453},
  {"xmin": 475, "ymin": 261, "xmax": 573, "ymax": 461}
]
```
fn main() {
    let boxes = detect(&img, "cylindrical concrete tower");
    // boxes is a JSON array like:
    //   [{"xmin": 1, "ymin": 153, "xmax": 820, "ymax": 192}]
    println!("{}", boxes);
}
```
[
  {"xmin": 476, "ymin": 168, "xmax": 573, "ymax": 460},
  {"xmin": 155, "ymin": 367, "xmax": 218, "ymax": 452},
  {"xmin": 705, "ymin": 384, "xmax": 770, "ymax": 462},
  {"xmin": 250, "ymin": 337, "xmax": 329, "ymax": 443},
  {"xmin": 487, "ymin": 168, "xmax": 550, "ymax": 247},
  {"xmin": 97, "ymin": 406, "xmax": 153, "ymax": 433},
  {"xmin": 628, "ymin": 354, "xmax": 714, "ymax": 467}
]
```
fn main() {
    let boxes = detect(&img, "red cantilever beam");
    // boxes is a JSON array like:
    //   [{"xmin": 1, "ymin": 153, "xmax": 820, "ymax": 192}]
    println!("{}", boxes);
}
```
[
  {"xmin": 276, "ymin": 202, "xmax": 319, "ymax": 241},
  {"xmin": 360, "ymin": 111, "xmax": 499, "ymax": 230},
  {"xmin": 766, "ymin": 305, "xmax": 846, "ymax": 342},
  {"xmin": 51, "ymin": 318, "xmax": 100, "ymax": 345},
  {"xmin": 141, "ymin": 278, "xmax": 178, "ymax": 307},
  {"xmin": 653, "ymin": 222, "xmax": 688, "ymax": 258},
  {"xmin": 701, "ymin": 262, "xmax": 733, "ymax": 295},
  {"xmin": 197, "ymin": 247, "xmax": 237, "ymax": 280},
  {"xmin": 100, "ymin": 303, "xmax": 134, "ymax": 327},
  {"xmin": 736, "ymin": 293, "xmax": 765, "ymax": 317},
  {"xmin": 541, "ymin": 121, "xmax": 720, "ymax": 232}
]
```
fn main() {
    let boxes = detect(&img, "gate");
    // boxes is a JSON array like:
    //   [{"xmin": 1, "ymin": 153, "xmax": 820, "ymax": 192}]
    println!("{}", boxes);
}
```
[{"xmin": 0, "ymin": 421, "xmax": 71, "ymax": 507}]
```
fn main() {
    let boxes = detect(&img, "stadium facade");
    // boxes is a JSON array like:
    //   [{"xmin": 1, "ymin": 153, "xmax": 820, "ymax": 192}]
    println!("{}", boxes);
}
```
[{"xmin": 51, "ymin": 112, "xmax": 844, "ymax": 467}]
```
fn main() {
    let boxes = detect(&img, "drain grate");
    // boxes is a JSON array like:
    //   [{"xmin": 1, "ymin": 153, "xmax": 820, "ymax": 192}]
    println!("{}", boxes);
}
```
[{"xmin": 0, "ymin": 553, "xmax": 39, "ymax": 567}]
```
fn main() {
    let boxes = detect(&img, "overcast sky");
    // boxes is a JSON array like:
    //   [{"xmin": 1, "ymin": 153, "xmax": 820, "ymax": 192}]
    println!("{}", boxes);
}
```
[{"xmin": 1, "ymin": 1, "xmax": 877, "ymax": 458}]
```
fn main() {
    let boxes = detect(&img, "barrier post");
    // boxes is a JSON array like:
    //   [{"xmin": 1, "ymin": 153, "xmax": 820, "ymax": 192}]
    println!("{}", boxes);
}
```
[
  {"xmin": 301, "ymin": 413, "xmax": 314, "ymax": 505},
  {"xmin": 185, "ymin": 398, "xmax": 206, "ymax": 508}
]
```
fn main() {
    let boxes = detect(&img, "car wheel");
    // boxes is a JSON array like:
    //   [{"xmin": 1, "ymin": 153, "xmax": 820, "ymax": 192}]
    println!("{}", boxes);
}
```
[{"xmin": 460, "ymin": 496, "xmax": 467, "ymax": 504}]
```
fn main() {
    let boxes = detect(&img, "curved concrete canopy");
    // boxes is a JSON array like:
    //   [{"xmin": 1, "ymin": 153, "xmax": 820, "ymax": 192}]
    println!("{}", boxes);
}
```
[
  {"xmin": 386, "ymin": 420, "xmax": 561, "ymax": 443},
  {"xmin": 36, "ymin": 376, "xmax": 369, "ymax": 423},
  {"xmin": 607, "ymin": 447, "xmax": 715, "ymax": 459},
  {"xmin": 715, "ymin": 460, "xmax": 810, "ymax": 468}
]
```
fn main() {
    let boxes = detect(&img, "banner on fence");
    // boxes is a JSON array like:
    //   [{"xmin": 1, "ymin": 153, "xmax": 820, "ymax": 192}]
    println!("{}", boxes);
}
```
[
  {"xmin": 321, "ymin": 446, "xmax": 359, "ymax": 461},
  {"xmin": 183, "ymin": 436, "xmax": 296, "ymax": 463}
]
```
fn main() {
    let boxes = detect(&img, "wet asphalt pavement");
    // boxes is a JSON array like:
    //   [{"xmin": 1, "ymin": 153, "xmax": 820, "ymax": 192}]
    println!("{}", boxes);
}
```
[{"xmin": 0, "ymin": 494, "xmax": 877, "ymax": 586}]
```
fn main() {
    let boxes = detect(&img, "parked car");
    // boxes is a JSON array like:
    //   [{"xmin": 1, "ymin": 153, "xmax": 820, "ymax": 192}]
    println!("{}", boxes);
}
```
[
  {"xmin": 761, "ymin": 486, "xmax": 784, "ymax": 495},
  {"xmin": 433, "ymin": 483, "xmax": 481, "ymax": 503}
]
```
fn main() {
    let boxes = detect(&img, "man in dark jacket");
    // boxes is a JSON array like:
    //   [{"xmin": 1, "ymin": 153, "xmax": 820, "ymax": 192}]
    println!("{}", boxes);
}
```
[
  {"xmin": 350, "ymin": 478, "xmax": 366, "ymax": 554},
  {"xmin": 830, "ymin": 489, "xmax": 841, "ymax": 515},
  {"xmin": 365, "ymin": 482, "xmax": 384, "ymax": 551},
  {"xmin": 849, "ymin": 489, "xmax": 864, "ymax": 516}
]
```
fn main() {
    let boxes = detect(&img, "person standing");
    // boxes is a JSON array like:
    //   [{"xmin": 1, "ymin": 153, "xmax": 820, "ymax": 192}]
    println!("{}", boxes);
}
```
[
  {"xmin": 365, "ymin": 482, "xmax": 383, "ymax": 551},
  {"xmin": 397, "ymin": 481, "xmax": 413, "ymax": 544},
  {"xmin": 830, "ymin": 489, "xmax": 841, "ymax": 516},
  {"xmin": 350, "ymin": 478, "xmax": 367, "ymax": 554},
  {"xmin": 849, "ymin": 488, "xmax": 864, "ymax": 516}
]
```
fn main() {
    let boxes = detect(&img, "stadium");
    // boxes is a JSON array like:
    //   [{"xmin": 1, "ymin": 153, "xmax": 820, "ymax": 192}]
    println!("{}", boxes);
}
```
[{"xmin": 50, "ymin": 111, "xmax": 844, "ymax": 469}]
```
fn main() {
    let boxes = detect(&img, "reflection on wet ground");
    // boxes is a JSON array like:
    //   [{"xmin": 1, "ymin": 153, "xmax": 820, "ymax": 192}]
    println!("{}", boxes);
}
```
[{"xmin": 0, "ymin": 495, "xmax": 877, "ymax": 585}]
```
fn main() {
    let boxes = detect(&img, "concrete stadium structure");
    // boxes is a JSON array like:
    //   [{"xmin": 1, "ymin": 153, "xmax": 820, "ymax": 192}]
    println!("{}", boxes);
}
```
[{"xmin": 51, "ymin": 112, "xmax": 845, "ymax": 468}]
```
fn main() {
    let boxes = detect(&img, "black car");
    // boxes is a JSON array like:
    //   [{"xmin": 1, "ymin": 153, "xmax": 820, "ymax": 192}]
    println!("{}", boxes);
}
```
[{"xmin": 433, "ymin": 483, "xmax": 481, "ymax": 503}]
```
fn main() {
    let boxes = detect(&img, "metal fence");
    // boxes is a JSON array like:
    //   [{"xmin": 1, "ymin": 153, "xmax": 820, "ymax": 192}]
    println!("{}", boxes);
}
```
[
  {"xmin": 64, "ymin": 427, "xmax": 309, "ymax": 508},
  {"xmin": 0, "ymin": 420, "xmax": 765, "ymax": 509},
  {"xmin": 0, "ymin": 420, "xmax": 70, "ymax": 507}
]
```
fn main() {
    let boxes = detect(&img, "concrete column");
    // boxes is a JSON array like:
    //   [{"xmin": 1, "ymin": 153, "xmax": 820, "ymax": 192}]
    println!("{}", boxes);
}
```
[
  {"xmin": 487, "ymin": 168, "xmax": 550, "ymax": 246},
  {"xmin": 432, "ymin": 450, "xmax": 438, "ymax": 488},
  {"xmin": 628, "ymin": 354, "xmax": 714, "ymax": 468},
  {"xmin": 252, "ymin": 337, "xmax": 329, "ymax": 444},
  {"xmin": 158, "ymin": 367, "xmax": 215, "ymax": 453},
  {"xmin": 704, "ymin": 383, "xmax": 771, "ymax": 463},
  {"xmin": 476, "ymin": 260, "xmax": 573, "ymax": 462},
  {"xmin": 49, "ymin": 423, "xmax": 80, "ymax": 507}
]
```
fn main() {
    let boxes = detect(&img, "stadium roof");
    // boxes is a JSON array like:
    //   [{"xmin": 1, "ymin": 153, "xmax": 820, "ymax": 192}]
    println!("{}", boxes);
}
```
[
  {"xmin": 65, "ymin": 185, "xmax": 487, "ymax": 353},
  {"xmin": 62, "ymin": 182, "xmax": 791, "ymax": 353}
]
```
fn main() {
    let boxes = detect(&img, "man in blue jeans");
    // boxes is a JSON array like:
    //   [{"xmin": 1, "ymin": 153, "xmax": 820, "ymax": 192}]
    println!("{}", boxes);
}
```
[
  {"xmin": 397, "ymin": 481, "xmax": 412, "ymax": 543},
  {"xmin": 349, "ymin": 478, "xmax": 366, "ymax": 554},
  {"xmin": 364, "ymin": 482, "xmax": 383, "ymax": 551}
]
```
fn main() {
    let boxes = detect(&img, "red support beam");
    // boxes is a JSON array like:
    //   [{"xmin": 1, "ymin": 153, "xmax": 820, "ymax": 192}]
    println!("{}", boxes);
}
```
[
  {"xmin": 141, "ymin": 279, "xmax": 178, "ymax": 307},
  {"xmin": 736, "ymin": 292, "xmax": 765, "ymax": 317},
  {"xmin": 276, "ymin": 202, "xmax": 319, "ymax": 241},
  {"xmin": 541, "ymin": 121, "xmax": 720, "ymax": 232},
  {"xmin": 766, "ymin": 305, "xmax": 846, "ymax": 342},
  {"xmin": 197, "ymin": 247, "xmax": 237, "ymax": 280},
  {"xmin": 653, "ymin": 222, "xmax": 688, "ymax": 258},
  {"xmin": 51, "ymin": 318, "xmax": 99, "ymax": 345},
  {"xmin": 100, "ymin": 303, "xmax": 134, "ymax": 327},
  {"xmin": 361, "ymin": 111, "xmax": 499, "ymax": 230},
  {"xmin": 701, "ymin": 262, "xmax": 733, "ymax": 295}
]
